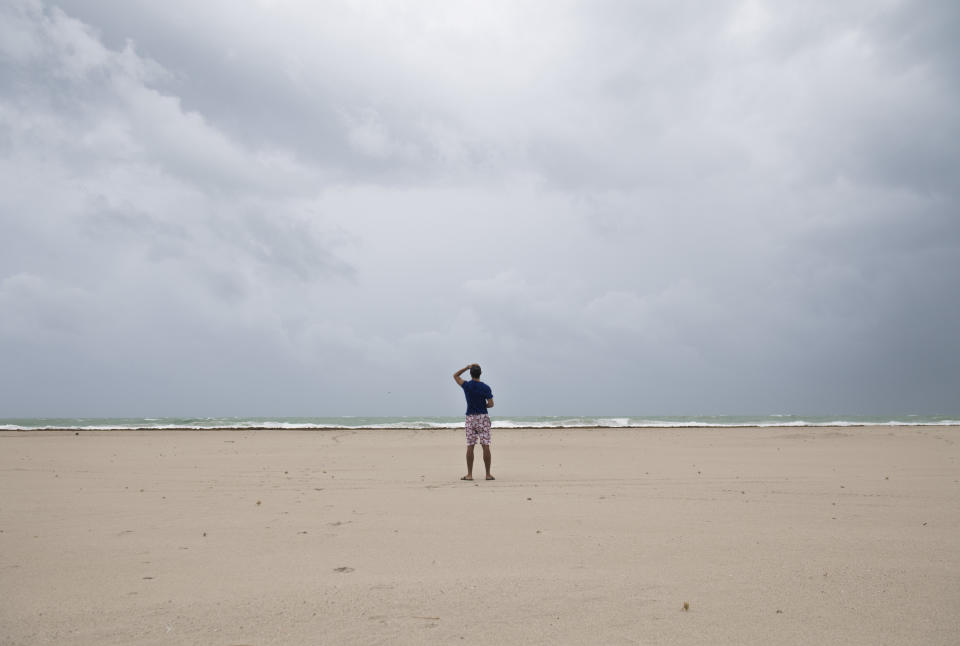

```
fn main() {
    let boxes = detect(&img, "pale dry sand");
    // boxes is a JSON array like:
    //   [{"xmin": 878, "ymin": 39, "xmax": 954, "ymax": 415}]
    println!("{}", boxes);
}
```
[{"xmin": 1, "ymin": 426, "xmax": 958, "ymax": 645}]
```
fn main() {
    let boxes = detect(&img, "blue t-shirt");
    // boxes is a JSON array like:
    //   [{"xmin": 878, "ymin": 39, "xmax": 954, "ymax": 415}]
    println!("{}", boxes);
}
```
[{"xmin": 461, "ymin": 380, "xmax": 493, "ymax": 415}]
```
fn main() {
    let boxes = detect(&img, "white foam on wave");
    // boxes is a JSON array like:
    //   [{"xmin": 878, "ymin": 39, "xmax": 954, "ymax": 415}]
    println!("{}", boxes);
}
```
[
  {"xmin": 492, "ymin": 419, "xmax": 601, "ymax": 428},
  {"xmin": 820, "ymin": 419, "xmax": 960, "ymax": 427},
  {"xmin": 364, "ymin": 422, "xmax": 461, "ymax": 429},
  {"xmin": 596, "ymin": 417, "xmax": 631, "ymax": 427}
]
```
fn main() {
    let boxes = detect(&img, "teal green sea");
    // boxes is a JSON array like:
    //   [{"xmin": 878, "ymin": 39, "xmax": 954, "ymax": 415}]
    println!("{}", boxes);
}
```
[{"xmin": 1, "ymin": 414, "xmax": 957, "ymax": 431}]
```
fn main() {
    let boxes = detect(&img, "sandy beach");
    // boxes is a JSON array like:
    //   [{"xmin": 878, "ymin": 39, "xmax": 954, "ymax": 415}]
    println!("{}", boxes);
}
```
[{"xmin": 1, "ymin": 425, "xmax": 958, "ymax": 645}]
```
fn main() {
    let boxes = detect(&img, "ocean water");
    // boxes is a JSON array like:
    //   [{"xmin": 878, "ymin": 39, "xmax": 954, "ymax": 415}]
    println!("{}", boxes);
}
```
[{"xmin": 1, "ymin": 414, "xmax": 957, "ymax": 431}]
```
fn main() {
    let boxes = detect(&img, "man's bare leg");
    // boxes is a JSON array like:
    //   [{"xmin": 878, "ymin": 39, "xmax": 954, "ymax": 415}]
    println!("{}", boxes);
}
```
[
  {"xmin": 482, "ymin": 444, "xmax": 494, "ymax": 480},
  {"xmin": 463, "ymin": 445, "xmax": 475, "ymax": 480}
]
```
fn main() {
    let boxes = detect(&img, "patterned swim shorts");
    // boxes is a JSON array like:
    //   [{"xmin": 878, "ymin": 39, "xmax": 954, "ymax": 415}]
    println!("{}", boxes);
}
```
[{"xmin": 465, "ymin": 414, "xmax": 492, "ymax": 446}]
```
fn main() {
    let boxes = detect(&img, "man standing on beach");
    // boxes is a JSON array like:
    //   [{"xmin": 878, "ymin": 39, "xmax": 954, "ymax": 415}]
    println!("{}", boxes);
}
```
[{"xmin": 453, "ymin": 363, "xmax": 494, "ymax": 481}]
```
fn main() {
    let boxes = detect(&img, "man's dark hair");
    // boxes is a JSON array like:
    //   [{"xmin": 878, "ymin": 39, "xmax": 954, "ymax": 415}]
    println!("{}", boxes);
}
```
[{"xmin": 470, "ymin": 364, "xmax": 482, "ymax": 379}]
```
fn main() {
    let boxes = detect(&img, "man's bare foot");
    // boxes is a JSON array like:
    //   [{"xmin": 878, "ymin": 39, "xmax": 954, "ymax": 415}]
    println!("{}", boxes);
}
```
[
  {"xmin": 461, "ymin": 475, "xmax": 473, "ymax": 481},
  {"xmin": 486, "ymin": 475, "xmax": 495, "ymax": 480}
]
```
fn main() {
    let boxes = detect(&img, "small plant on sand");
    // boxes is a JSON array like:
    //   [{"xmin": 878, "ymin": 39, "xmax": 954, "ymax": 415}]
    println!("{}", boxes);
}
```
[{"xmin": 682, "ymin": 602, "xmax": 690, "ymax": 612}]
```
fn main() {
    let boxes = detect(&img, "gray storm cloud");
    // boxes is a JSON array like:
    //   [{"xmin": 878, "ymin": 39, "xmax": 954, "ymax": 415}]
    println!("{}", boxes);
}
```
[{"xmin": 1, "ymin": 0, "xmax": 958, "ymax": 417}]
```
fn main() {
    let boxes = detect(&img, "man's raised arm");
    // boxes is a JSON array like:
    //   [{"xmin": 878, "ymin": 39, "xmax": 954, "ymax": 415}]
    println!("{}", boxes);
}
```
[{"xmin": 453, "ymin": 364, "xmax": 473, "ymax": 386}]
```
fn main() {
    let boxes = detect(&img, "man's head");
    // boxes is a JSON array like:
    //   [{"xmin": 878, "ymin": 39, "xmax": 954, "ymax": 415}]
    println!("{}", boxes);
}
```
[{"xmin": 470, "ymin": 364, "xmax": 482, "ymax": 379}]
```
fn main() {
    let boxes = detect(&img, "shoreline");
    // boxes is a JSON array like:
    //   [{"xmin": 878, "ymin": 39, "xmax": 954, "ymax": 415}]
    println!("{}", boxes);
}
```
[{"xmin": 4, "ymin": 422, "xmax": 959, "ymax": 432}]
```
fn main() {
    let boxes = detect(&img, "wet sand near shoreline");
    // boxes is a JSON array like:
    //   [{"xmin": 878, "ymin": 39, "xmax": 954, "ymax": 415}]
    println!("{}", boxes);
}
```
[{"xmin": 1, "ymin": 426, "xmax": 958, "ymax": 645}]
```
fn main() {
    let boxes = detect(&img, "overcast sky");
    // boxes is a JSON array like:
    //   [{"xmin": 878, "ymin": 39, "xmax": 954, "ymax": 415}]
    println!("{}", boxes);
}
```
[{"xmin": 1, "ymin": 0, "xmax": 958, "ymax": 418}]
